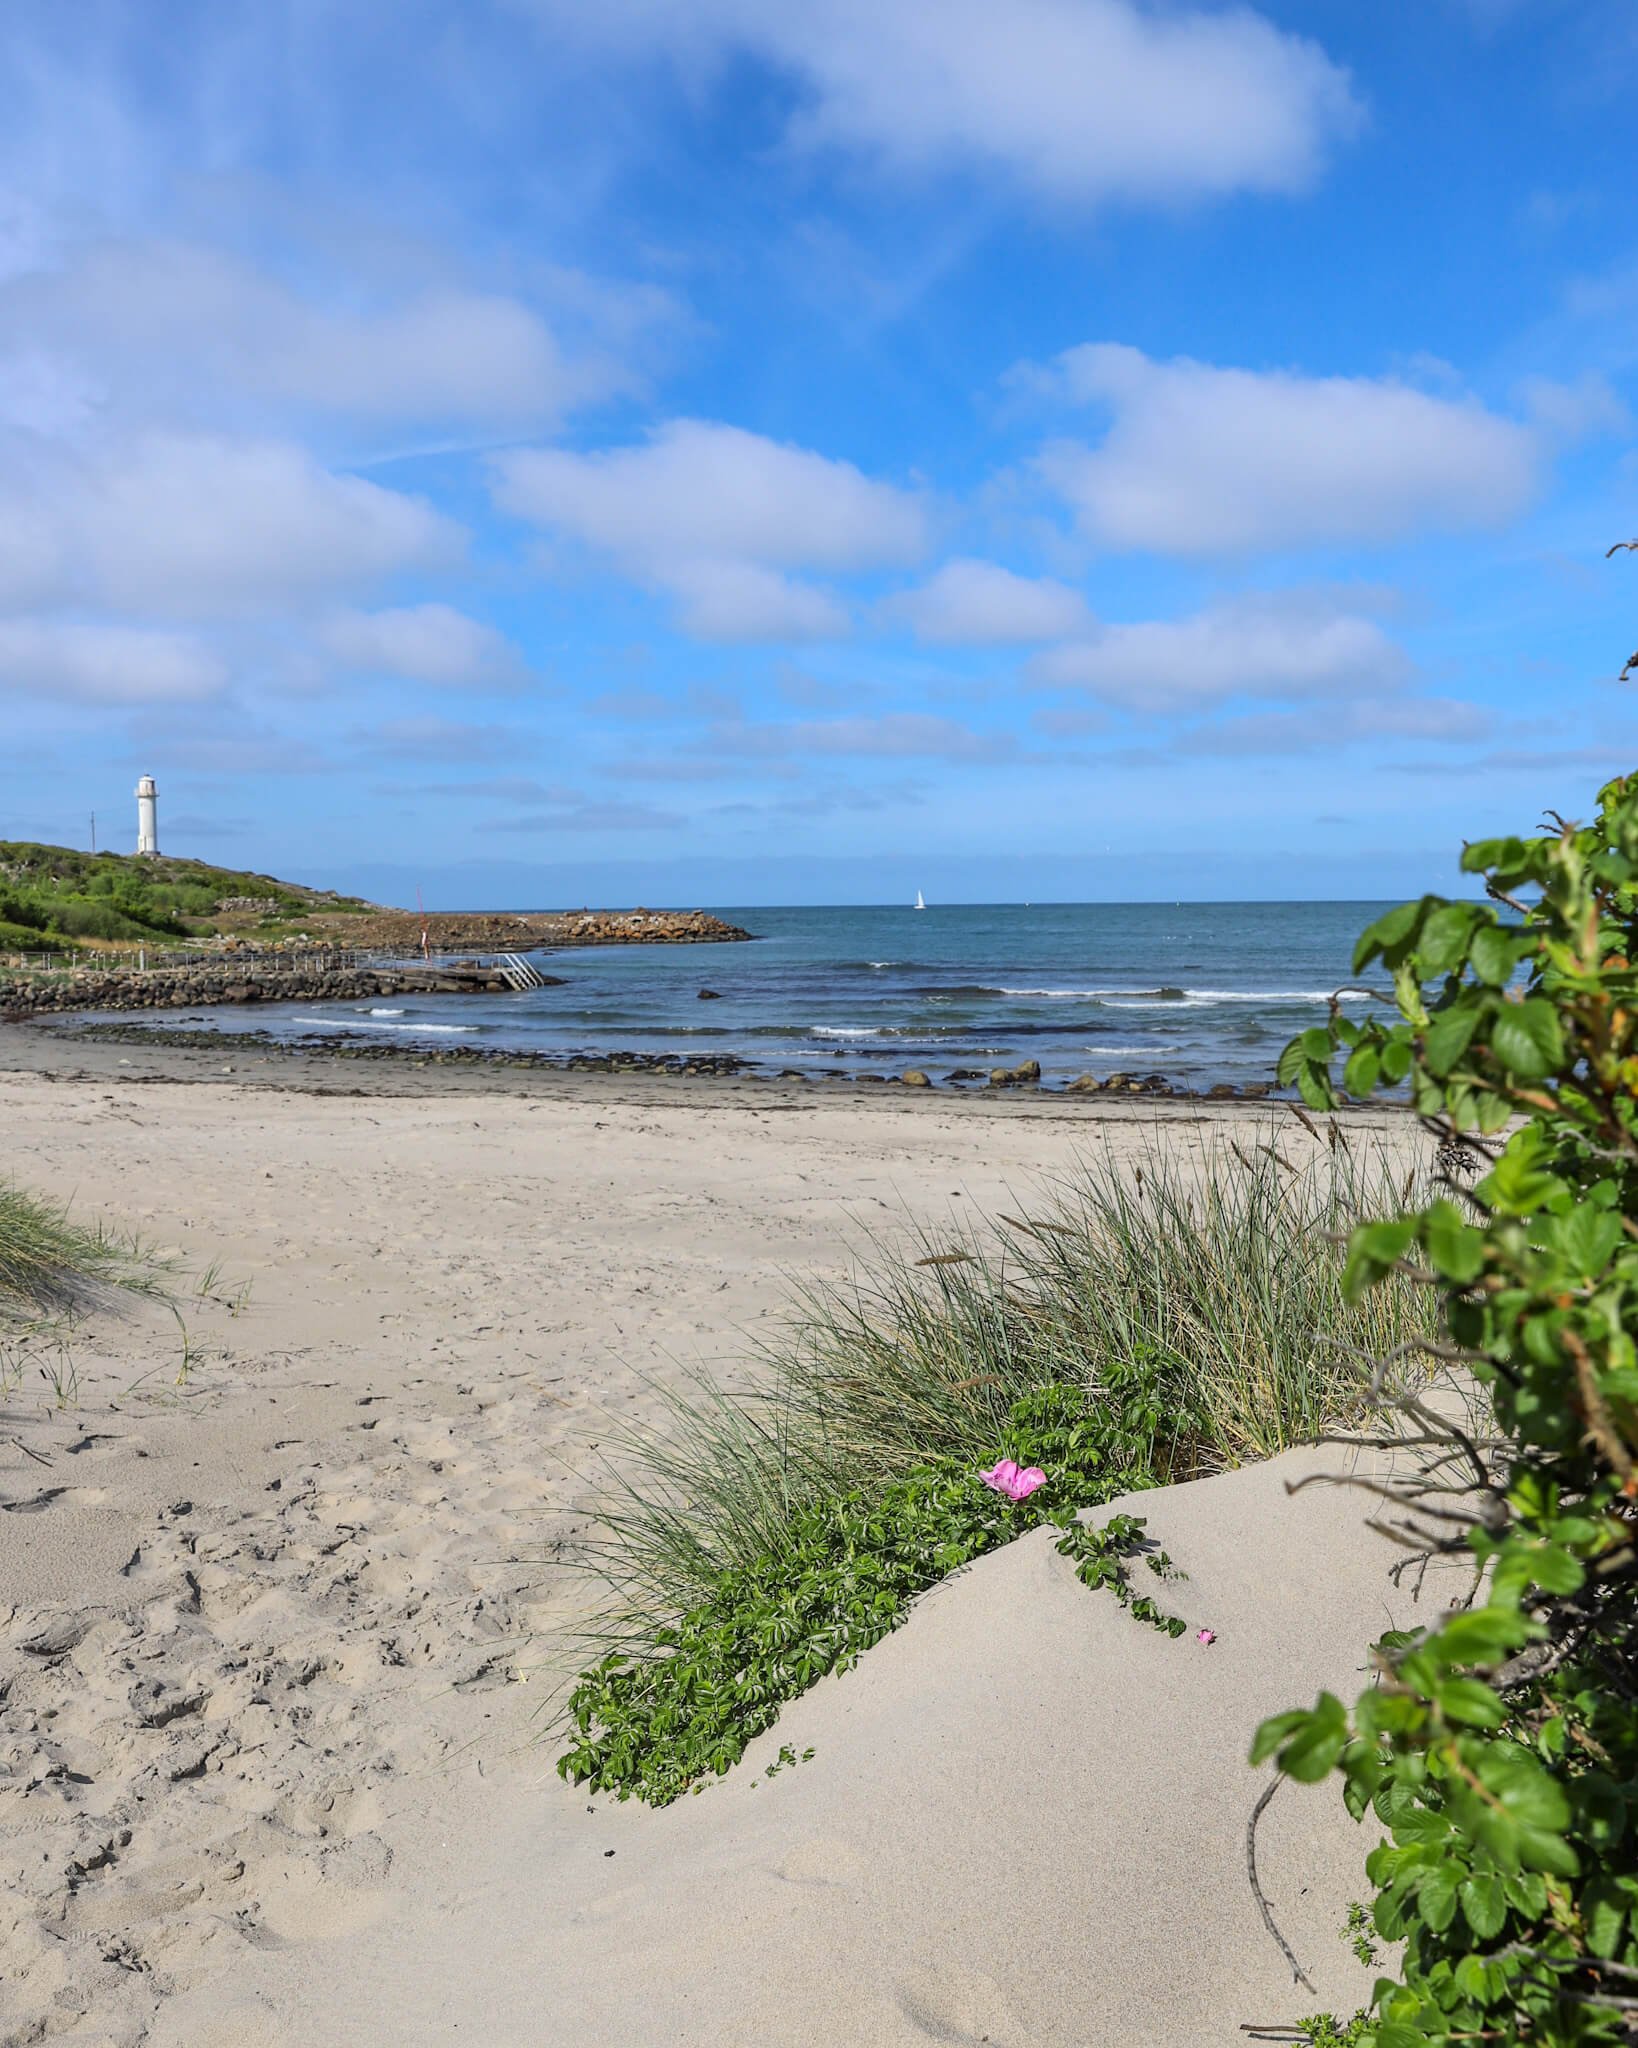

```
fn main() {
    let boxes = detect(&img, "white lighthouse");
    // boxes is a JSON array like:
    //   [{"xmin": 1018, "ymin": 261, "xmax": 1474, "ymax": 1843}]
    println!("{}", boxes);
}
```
[{"xmin": 135, "ymin": 775, "xmax": 159, "ymax": 856}]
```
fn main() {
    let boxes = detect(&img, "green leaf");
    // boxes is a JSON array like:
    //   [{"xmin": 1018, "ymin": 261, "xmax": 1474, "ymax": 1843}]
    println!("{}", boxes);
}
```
[
  {"xmin": 1482, "ymin": 1128, "xmax": 1564, "ymax": 1216},
  {"xmin": 1452, "ymin": 1953, "xmax": 1491, "ymax": 2003},
  {"xmin": 1434, "ymin": 1677, "xmax": 1507, "ymax": 1728},
  {"xmin": 1517, "ymin": 1825, "xmax": 1580, "ymax": 1877},
  {"xmin": 1419, "ymin": 1863, "xmax": 1460, "ymax": 1931},
  {"xmin": 1585, "ymin": 1882, "xmax": 1628, "ymax": 1960},
  {"xmin": 1461, "ymin": 834, "xmax": 1531, "ymax": 874},
  {"xmin": 1250, "ymin": 1709, "xmax": 1315, "ymax": 1767},
  {"xmin": 1488, "ymin": 998, "xmax": 1564, "ymax": 1080},
  {"xmin": 1344, "ymin": 1218, "xmax": 1419, "ymax": 1297},
  {"xmin": 1278, "ymin": 1692, "xmax": 1350, "ymax": 1782},
  {"xmin": 1555, "ymin": 1207, "xmax": 1622, "ymax": 1280},
  {"xmin": 1436, "ymin": 1609, "xmax": 1531, "ymax": 1664},
  {"xmin": 1276, "ymin": 1036, "xmax": 1309, "ymax": 1086},
  {"xmin": 1423, "ymin": 1200, "xmax": 1486, "ymax": 1285},
  {"xmin": 1354, "ymin": 900, "xmax": 1423, "ymax": 972},
  {"xmin": 1380, "ymin": 1036, "xmax": 1413, "ymax": 1082},
  {"xmin": 1420, "ymin": 903, "xmax": 1477, "ymax": 974},
  {"xmin": 1478, "ymin": 1744, "xmax": 1571, "ymax": 1831},
  {"xmin": 1460, "ymin": 1870, "xmax": 1507, "ymax": 1939},
  {"xmin": 1343, "ymin": 1042, "xmax": 1381, "ymax": 1097},
  {"xmin": 1468, "ymin": 922, "xmax": 1517, "ymax": 986},
  {"xmin": 1424, "ymin": 1004, "xmax": 1482, "ymax": 1079},
  {"xmin": 1524, "ymin": 1542, "xmax": 1586, "ymax": 1597}
]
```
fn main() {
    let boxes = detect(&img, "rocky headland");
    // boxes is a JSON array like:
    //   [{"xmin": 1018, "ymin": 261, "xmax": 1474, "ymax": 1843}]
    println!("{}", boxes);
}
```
[{"xmin": 0, "ymin": 909, "xmax": 753, "ymax": 1018}]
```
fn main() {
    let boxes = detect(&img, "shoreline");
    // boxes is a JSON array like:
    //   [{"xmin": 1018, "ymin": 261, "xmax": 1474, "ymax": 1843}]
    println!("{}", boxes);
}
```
[{"xmin": 0, "ymin": 1012, "xmax": 1401, "ymax": 1119}]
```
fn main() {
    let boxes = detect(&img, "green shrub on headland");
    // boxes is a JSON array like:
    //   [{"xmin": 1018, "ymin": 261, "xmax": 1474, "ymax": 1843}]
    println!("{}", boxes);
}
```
[
  {"xmin": 1261, "ymin": 774, "xmax": 1638, "ymax": 2046},
  {"xmin": 0, "ymin": 840, "xmax": 367, "ymax": 954}
]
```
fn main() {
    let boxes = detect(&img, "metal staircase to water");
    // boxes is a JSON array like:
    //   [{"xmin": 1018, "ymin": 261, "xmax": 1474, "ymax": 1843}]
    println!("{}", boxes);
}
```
[{"xmin": 496, "ymin": 952, "xmax": 548, "ymax": 991}]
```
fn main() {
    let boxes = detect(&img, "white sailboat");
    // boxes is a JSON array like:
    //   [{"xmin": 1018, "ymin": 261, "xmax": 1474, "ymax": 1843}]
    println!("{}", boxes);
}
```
[{"xmin": 914, "ymin": 889, "xmax": 926, "ymax": 910}]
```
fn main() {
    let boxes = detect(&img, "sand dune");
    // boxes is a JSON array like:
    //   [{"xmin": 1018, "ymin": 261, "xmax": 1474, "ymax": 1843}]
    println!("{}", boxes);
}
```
[{"xmin": 0, "ymin": 1057, "xmax": 1425, "ymax": 2046}]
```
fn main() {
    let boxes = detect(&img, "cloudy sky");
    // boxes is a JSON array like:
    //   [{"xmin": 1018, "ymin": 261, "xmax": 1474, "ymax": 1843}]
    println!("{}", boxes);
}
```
[{"xmin": 2, "ymin": 0, "xmax": 1635, "ymax": 904}]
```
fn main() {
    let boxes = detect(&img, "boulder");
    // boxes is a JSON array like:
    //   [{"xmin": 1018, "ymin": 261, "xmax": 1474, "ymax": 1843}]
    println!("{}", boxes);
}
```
[
  {"xmin": 901, "ymin": 1069, "xmax": 931, "ymax": 1088},
  {"xmin": 697, "ymin": 989, "xmax": 723, "ymax": 1000}
]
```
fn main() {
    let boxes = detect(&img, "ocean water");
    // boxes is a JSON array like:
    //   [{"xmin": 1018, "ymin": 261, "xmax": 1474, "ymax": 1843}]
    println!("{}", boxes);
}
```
[{"xmin": 137, "ymin": 901, "xmax": 1405, "ymax": 1090}]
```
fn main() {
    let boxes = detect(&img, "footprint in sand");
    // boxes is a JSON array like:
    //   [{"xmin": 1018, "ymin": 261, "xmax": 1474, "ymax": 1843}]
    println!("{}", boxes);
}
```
[
  {"xmin": 896, "ymin": 1963, "xmax": 1024, "ymax": 2047},
  {"xmin": 255, "ymin": 1867, "xmax": 389, "ymax": 1943}
]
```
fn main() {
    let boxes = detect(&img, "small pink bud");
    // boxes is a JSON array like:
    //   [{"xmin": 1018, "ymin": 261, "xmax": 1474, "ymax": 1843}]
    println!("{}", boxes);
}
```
[{"xmin": 1196, "ymin": 1629, "xmax": 1216, "ymax": 1646}]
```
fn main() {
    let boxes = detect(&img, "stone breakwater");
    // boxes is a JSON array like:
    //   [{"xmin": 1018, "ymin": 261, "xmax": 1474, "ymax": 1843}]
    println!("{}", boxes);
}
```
[
  {"xmin": 0, "ymin": 959, "xmax": 546, "ymax": 1019},
  {"xmin": 327, "ymin": 908, "xmax": 752, "ymax": 950}
]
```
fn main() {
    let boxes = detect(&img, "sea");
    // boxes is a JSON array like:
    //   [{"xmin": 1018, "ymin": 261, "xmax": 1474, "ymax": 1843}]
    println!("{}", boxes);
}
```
[{"xmin": 129, "ymin": 901, "xmax": 1406, "ymax": 1092}]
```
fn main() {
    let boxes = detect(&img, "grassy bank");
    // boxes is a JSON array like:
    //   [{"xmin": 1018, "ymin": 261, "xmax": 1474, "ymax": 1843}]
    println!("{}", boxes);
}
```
[
  {"xmin": 0, "ymin": 840, "xmax": 370, "ymax": 955},
  {"xmin": 558, "ymin": 1133, "xmax": 1436, "ymax": 1804}
]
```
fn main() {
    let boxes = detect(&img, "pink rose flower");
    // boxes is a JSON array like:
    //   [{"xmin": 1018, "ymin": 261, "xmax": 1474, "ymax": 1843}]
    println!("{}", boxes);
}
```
[{"xmin": 980, "ymin": 1459, "xmax": 1047, "ymax": 1503}]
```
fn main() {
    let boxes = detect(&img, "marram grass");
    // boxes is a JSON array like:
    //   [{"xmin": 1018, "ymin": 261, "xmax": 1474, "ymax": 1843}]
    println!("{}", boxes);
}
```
[
  {"xmin": 563, "ymin": 1136, "xmax": 1436, "ymax": 1660},
  {"xmin": 0, "ymin": 1183, "xmax": 163, "ymax": 1329}
]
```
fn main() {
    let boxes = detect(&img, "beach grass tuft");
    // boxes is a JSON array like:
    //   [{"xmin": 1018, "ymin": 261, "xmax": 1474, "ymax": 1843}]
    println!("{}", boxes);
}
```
[
  {"xmin": 556, "ymin": 1137, "xmax": 1437, "ymax": 1795},
  {"xmin": 0, "ymin": 1182, "xmax": 165, "ymax": 1330}
]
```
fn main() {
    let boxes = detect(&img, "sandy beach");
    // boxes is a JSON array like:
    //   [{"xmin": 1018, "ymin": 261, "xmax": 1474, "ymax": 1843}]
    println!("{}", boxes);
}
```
[{"xmin": 1, "ymin": 1039, "xmax": 1436, "ymax": 2047}]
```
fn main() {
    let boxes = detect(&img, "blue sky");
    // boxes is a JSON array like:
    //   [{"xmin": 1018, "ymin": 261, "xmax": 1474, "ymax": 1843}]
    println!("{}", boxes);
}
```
[{"xmin": 1, "ymin": 0, "xmax": 1635, "ymax": 905}]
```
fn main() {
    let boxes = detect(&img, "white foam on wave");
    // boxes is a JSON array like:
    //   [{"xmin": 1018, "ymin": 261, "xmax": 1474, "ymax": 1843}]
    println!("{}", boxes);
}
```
[
  {"xmin": 364, "ymin": 1007, "xmax": 404, "ymax": 1017},
  {"xmin": 813, "ymin": 1026, "xmax": 881, "ymax": 1038},
  {"xmin": 291, "ymin": 1015, "xmax": 476, "ymax": 1035},
  {"xmin": 1180, "ymin": 988, "xmax": 1380, "ymax": 1004},
  {"xmin": 998, "ymin": 986, "xmax": 1380, "ymax": 1005}
]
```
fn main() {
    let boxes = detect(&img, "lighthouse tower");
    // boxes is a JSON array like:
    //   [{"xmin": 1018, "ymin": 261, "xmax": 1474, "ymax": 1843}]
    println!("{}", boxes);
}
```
[{"xmin": 135, "ymin": 775, "xmax": 159, "ymax": 856}]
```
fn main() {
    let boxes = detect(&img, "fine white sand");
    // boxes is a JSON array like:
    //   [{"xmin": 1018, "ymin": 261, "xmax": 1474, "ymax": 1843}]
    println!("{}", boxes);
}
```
[{"xmin": 0, "ymin": 1060, "xmax": 1436, "ymax": 2047}]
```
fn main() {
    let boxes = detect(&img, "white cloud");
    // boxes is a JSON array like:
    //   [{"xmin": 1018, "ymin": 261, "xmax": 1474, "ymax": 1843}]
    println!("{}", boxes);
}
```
[
  {"xmin": 661, "ymin": 560, "xmax": 851, "ymax": 642},
  {"xmin": 0, "ymin": 484, "xmax": 62, "ymax": 608},
  {"xmin": 479, "ymin": 801, "xmax": 685, "ymax": 833},
  {"xmin": 351, "ymin": 716, "xmax": 519, "ymax": 763},
  {"xmin": 1032, "ymin": 594, "xmax": 1411, "ymax": 713},
  {"xmin": 1177, "ymin": 695, "xmax": 1490, "ymax": 756},
  {"xmin": 888, "ymin": 558, "xmax": 1091, "ymax": 643},
  {"xmin": 0, "ymin": 619, "xmax": 225, "ymax": 704},
  {"xmin": 0, "ymin": 433, "xmax": 461, "ymax": 619},
  {"xmin": 1516, "ymin": 370, "xmax": 1630, "ymax": 441},
  {"xmin": 0, "ymin": 238, "xmax": 649, "ymax": 436},
  {"xmin": 1032, "ymin": 343, "xmax": 1537, "ymax": 555},
  {"xmin": 494, "ymin": 420, "xmax": 925, "ymax": 571},
  {"xmin": 528, "ymin": 0, "xmax": 1360, "ymax": 205},
  {"xmin": 709, "ymin": 711, "xmax": 1015, "ymax": 761},
  {"xmin": 320, "ymin": 605, "xmax": 526, "ymax": 690},
  {"xmin": 494, "ymin": 419, "xmax": 923, "ymax": 641}
]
